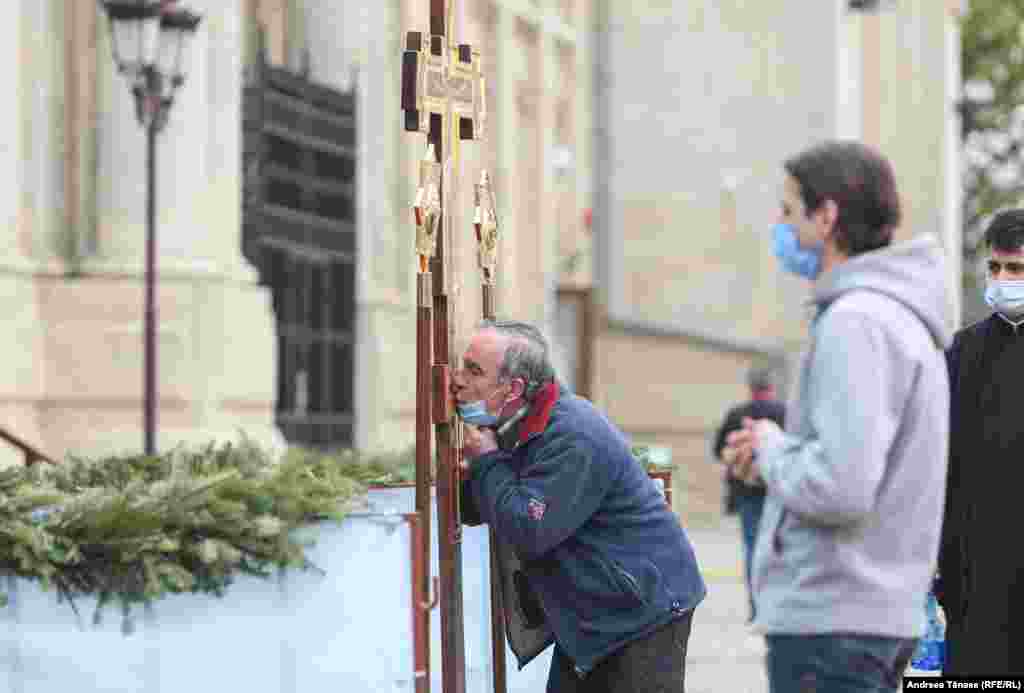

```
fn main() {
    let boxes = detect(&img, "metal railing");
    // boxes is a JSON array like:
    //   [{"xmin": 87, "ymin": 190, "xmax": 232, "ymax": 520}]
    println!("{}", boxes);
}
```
[{"xmin": 0, "ymin": 426, "xmax": 56, "ymax": 466}]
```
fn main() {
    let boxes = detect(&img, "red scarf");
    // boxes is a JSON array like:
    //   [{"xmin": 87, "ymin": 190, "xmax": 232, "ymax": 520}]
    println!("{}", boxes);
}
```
[{"xmin": 518, "ymin": 381, "xmax": 560, "ymax": 443}]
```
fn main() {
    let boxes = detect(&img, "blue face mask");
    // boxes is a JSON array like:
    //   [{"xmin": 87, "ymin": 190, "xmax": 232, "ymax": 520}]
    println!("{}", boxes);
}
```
[
  {"xmin": 457, "ymin": 400, "xmax": 500, "ymax": 427},
  {"xmin": 772, "ymin": 222, "xmax": 822, "ymax": 280},
  {"xmin": 456, "ymin": 384, "xmax": 507, "ymax": 427},
  {"xmin": 985, "ymin": 279, "xmax": 1024, "ymax": 319}
]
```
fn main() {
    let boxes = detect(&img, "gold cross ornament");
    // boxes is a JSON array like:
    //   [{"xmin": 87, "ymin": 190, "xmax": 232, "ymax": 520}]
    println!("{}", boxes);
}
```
[
  {"xmin": 413, "ymin": 144, "xmax": 443, "ymax": 271},
  {"xmin": 401, "ymin": 12, "xmax": 486, "ymax": 142},
  {"xmin": 473, "ymin": 170, "xmax": 498, "ymax": 284}
]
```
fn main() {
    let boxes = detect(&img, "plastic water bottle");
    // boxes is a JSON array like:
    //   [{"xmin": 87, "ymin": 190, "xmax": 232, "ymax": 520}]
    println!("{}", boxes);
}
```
[{"xmin": 910, "ymin": 591, "xmax": 946, "ymax": 671}]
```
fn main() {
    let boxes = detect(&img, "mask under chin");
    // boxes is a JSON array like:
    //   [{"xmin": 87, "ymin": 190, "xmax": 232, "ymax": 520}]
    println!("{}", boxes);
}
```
[{"xmin": 457, "ymin": 399, "xmax": 500, "ymax": 427}]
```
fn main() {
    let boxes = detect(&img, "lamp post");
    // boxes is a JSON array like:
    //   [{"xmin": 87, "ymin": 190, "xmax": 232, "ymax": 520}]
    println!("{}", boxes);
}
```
[{"xmin": 99, "ymin": 1, "xmax": 202, "ymax": 456}]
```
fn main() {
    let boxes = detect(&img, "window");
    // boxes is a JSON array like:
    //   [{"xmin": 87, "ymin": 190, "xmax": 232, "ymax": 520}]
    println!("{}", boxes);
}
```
[{"xmin": 243, "ymin": 49, "xmax": 357, "ymax": 450}]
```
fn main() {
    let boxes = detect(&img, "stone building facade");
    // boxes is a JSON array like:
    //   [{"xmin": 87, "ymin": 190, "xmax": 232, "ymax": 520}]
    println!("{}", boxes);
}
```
[
  {"xmin": 0, "ymin": 0, "xmax": 963, "ymax": 524},
  {"xmin": 590, "ymin": 0, "xmax": 965, "ymax": 521}
]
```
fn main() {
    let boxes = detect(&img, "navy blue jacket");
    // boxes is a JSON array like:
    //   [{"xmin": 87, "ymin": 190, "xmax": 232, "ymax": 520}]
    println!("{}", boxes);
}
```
[{"xmin": 463, "ymin": 387, "xmax": 706, "ymax": 675}]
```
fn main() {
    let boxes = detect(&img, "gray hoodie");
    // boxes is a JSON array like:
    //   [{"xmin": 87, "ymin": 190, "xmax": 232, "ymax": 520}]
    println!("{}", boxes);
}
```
[{"xmin": 751, "ymin": 234, "xmax": 955, "ymax": 638}]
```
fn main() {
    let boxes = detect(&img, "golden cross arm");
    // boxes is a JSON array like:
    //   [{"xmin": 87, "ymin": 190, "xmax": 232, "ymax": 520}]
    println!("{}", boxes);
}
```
[{"xmin": 401, "ymin": 29, "xmax": 486, "ymax": 141}]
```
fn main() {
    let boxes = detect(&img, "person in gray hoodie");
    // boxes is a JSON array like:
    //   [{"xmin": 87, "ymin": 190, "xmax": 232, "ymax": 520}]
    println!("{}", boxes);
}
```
[{"xmin": 723, "ymin": 140, "xmax": 954, "ymax": 693}]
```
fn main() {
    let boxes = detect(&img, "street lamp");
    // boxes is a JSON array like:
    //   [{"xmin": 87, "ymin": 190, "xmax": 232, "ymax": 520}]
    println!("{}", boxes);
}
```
[{"xmin": 99, "ymin": 1, "xmax": 202, "ymax": 456}]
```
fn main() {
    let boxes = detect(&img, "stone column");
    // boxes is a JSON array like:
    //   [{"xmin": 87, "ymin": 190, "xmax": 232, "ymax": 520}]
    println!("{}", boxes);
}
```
[
  {"xmin": 574, "ymin": 0, "xmax": 594, "ymax": 286},
  {"xmin": 860, "ymin": 9, "xmax": 883, "ymax": 149},
  {"xmin": 495, "ymin": 6, "xmax": 520, "ymax": 318},
  {"xmin": 0, "ymin": 0, "xmax": 46, "ymax": 468},
  {"xmin": 835, "ymin": 0, "xmax": 864, "ymax": 139},
  {"xmin": 93, "ymin": 0, "xmax": 254, "ymax": 280},
  {"xmin": 305, "ymin": 0, "xmax": 412, "ymax": 451},
  {"xmin": 942, "ymin": 0, "xmax": 964, "ymax": 326},
  {"xmin": 64, "ymin": 1, "xmax": 101, "ymax": 266},
  {"xmin": 38, "ymin": 0, "xmax": 277, "ymax": 460},
  {"xmin": 0, "ymin": 0, "xmax": 24, "ymax": 268},
  {"xmin": 590, "ymin": 0, "xmax": 620, "ymax": 320},
  {"xmin": 540, "ymin": 7, "xmax": 560, "ymax": 353},
  {"xmin": 93, "ymin": 9, "xmax": 146, "ymax": 271},
  {"xmin": 19, "ymin": 0, "xmax": 65, "ymax": 267},
  {"xmin": 184, "ymin": 0, "xmax": 277, "ymax": 452},
  {"xmin": 191, "ymin": 0, "xmax": 260, "ymax": 282}
]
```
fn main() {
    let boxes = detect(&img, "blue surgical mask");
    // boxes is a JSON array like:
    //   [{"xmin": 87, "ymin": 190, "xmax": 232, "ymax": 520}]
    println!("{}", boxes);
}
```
[
  {"xmin": 457, "ymin": 399, "xmax": 500, "ymax": 427},
  {"xmin": 457, "ymin": 384, "xmax": 507, "ymax": 427},
  {"xmin": 772, "ymin": 222, "xmax": 822, "ymax": 280},
  {"xmin": 985, "ymin": 279, "xmax": 1024, "ymax": 318}
]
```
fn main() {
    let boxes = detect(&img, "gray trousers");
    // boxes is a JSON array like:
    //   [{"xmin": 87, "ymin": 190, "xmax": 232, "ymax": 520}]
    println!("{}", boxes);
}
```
[{"xmin": 546, "ymin": 610, "xmax": 694, "ymax": 693}]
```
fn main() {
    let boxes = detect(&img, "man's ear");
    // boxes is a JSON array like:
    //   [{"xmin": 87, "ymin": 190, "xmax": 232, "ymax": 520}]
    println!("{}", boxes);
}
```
[
  {"xmin": 818, "ymin": 198, "xmax": 839, "ymax": 238},
  {"xmin": 507, "ymin": 378, "xmax": 527, "ymax": 402}
]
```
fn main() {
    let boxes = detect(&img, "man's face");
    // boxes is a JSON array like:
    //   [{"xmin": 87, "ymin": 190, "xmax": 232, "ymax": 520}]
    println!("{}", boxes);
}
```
[
  {"xmin": 779, "ymin": 174, "xmax": 833, "ymax": 250},
  {"xmin": 986, "ymin": 246, "xmax": 1024, "ymax": 282},
  {"xmin": 453, "ymin": 329, "xmax": 514, "ymax": 415}
]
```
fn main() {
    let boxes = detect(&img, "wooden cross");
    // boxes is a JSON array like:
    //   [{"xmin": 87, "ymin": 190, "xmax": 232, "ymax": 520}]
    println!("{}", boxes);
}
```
[{"xmin": 401, "ymin": 3, "xmax": 492, "ymax": 693}]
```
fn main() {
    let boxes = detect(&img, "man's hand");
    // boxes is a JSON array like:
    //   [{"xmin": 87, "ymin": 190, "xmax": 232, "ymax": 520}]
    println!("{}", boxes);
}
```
[
  {"xmin": 723, "ymin": 417, "xmax": 781, "ymax": 486},
  {"xmin": 461, "ymin": 424, "xmax": 498, "ymax": 471},
  {"xmin": 747, "ymin": 417, "xmax": 782, "ymax": 443},
  {"xmin": 724, "ymin": 420, "xmax": 755, "ymax": 466}
]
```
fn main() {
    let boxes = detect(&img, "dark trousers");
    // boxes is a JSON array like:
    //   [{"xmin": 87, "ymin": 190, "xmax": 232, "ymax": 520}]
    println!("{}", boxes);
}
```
[
  {"xmin": 546, "ymin": 611, "xmax": 694, "ymax": 693},
  {"xmin": 765, "ymin": 633, "xmax": 918, "ymax": 693},
  {"xmin": 736, "ymin": 493, "xmax": 766, "ymax": 621}
]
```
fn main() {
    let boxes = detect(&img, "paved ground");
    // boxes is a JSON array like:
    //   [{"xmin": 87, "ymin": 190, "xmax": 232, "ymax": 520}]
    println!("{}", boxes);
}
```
[
  {"xmin": 685, "ymin": 518, "xmax": 769, "ymax": 693},
  {"xmin": 683, "ymin": 517, "xmax": 938, "ymax": 691}
]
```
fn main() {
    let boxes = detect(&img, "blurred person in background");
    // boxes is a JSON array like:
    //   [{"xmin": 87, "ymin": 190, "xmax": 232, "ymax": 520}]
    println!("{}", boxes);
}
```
[
  {"xmin": 723, "ymin": 140, "xmax": 954, "ymax": 692},
  {"xmin": 712, "ymin": 364, "xmax": 786, "ymax": 624}
]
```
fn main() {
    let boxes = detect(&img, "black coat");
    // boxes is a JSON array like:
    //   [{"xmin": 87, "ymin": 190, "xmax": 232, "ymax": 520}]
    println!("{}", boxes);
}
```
[
  {"xmin": 711, "ymin": 399, "xmax": 786, "ymax": 513},
  {"xmin": 938, "ymin": 314, "xmax": 1024, "ymax": 675}
]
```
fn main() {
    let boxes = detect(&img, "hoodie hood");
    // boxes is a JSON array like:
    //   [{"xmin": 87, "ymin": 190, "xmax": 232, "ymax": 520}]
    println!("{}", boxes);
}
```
[{"xmin": 812, "ymin": 234, "xmax": 956, "ymax": 349}]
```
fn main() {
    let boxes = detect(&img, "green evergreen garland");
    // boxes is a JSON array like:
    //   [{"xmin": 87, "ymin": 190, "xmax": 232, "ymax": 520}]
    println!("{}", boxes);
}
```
[
  {"xmin": 0, "ymin": 437, "xmax": 652, "ymax": 632},
  {"xmin": 0, "ymin": 439, "xmax": 412, "ymax": 630}
]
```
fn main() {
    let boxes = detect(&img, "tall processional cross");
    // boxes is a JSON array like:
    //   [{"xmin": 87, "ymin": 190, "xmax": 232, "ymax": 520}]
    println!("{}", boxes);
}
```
[{"xmin": 401, "ymin": 2, "xmax": 504, "ymax": 693}]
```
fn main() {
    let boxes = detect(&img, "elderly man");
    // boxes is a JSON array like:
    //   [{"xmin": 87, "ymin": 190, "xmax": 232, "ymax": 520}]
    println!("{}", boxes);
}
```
[{"xmin": 455, "ymin": 319, "xmax": 705, "ymax": 693}]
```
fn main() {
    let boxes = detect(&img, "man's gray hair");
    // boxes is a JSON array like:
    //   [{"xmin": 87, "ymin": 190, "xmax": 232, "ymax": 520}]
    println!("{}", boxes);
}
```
[{"xmin": 478, "ymin": 319, "xmax": 557, "ymax": 400}]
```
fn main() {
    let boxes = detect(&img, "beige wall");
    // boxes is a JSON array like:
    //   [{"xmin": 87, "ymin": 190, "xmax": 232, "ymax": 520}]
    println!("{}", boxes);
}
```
[
  {"xmin": 347, "ymin": 0, "xmax": 585, "ymax": 452},
  {"xmin": 873, "ymin": 1, "xmax": 963, "ymax": 315},
  {"xmin": 0, "ymin": 0, "xmax": 958, "ymax": 486},
  {"xmin": 0, "ymin": 1, "xmax": 279, "ymax": 465},
  {"xmin": 593, "ymin": 329, "xmax": 777, "ymax": 527},
  {"xmin": 592, "ymin": 0, "xmax": 961, "ymax": 527}
]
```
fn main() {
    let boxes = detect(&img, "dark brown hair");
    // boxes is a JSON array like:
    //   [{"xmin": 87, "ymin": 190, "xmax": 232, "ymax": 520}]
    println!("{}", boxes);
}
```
[{"xmin": 784, "ymin": 141, "xmax": 901, "ymax": 257}]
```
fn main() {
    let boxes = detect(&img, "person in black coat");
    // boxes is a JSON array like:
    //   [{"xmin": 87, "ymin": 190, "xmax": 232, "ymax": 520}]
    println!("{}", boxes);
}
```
[
  {"xmin": 938, "ymin": 209, "xmax": 1024, "ymax": 675},
  {"xmin": 712, "ymin": 365, "xmax": 785, "ymax": 623}
]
